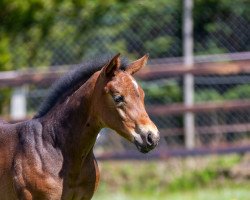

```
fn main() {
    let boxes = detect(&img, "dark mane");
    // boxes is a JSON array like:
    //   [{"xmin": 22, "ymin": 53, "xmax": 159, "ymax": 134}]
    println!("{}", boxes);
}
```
[{"xmin": 34, "ymin": 55, "xmax": 129, "ymax": 119}]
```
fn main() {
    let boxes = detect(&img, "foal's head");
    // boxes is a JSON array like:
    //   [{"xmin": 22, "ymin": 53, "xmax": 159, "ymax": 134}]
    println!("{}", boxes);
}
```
[{"xmin": 94, "ymin": 54, "xmax": 159, "ymax": 153}]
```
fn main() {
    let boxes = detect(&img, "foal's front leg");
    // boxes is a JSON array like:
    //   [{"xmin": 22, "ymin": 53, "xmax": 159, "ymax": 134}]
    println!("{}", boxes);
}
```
[{"xmin": 62, "ymin": 152, "xmax": 100, "ymax": 200}]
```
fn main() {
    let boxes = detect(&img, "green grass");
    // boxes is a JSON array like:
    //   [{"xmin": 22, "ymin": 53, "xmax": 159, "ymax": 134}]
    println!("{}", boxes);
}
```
[
  {"xmin": 92, "ymin": 154, "xmax": 250, "ymax": 200},
  {"xmin": 93, "ymin": 186, "xmax": 250, "ymax": 200}
]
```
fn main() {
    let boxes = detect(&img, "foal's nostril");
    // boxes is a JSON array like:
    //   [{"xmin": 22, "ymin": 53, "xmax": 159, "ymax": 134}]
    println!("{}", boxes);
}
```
[{"xmin": 147, "ymin": 133, "xmax": 154, "ymax": 146}]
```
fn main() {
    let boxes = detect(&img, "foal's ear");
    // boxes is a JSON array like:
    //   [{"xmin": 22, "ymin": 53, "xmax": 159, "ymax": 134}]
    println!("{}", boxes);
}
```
[
  {"xmin": 102, "ymin": 53, "xmax": 121, "ymax": 77},
  {"xmin": 126, "ymin": 54, "xmax": 149, "ymax": 75}
]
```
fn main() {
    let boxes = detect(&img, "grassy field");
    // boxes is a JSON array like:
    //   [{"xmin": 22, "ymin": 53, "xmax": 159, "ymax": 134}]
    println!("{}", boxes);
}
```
[
  {"xmin": 93, "ymin": 186, "xmax": 250, "ymax": 200},
  {"xmin": 92, "ymin": 154, "xmax": 250, "ymax": 200}
]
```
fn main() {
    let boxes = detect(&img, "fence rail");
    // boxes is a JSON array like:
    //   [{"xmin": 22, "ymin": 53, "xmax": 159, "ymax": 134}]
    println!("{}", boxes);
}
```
[
  {"xmin": 1, "ymin": 57, "xmax": 250, "ymax": 87},
  {"xmin": 96, "ymin": 146, "xmax": 250, "ymax": 160},
  {"xmin": 160, "ymin": 123, "xmax": 250, "ymax": 136},
  {"xmin": 147, "ymin": 100, "xmax": 250, "ymax": 116}
]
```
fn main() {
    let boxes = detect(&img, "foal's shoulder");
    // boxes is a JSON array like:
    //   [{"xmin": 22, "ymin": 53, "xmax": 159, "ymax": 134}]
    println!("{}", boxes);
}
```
[
  {"xmin": 15, "ymin": 119, "xmax": 43, "ymax": 150},
  {"xmin": 27, "ymin": 119, "xmax": 43, "ymax": 130}
]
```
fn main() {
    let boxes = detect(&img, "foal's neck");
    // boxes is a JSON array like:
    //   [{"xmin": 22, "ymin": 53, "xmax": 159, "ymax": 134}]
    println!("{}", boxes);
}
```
[{"xmin": 41, "ymin": 71, "xmax": 101, "ymax": 169}]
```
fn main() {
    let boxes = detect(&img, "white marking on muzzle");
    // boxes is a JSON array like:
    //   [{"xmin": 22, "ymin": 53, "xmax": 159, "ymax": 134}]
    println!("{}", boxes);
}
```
[
  {"xmin": 131, "ymin": 130, "xmax": 143, "ymax": 143},
  {"xmin": 130, "ymin": 124, "xmax": 159, "ymax": 143}
]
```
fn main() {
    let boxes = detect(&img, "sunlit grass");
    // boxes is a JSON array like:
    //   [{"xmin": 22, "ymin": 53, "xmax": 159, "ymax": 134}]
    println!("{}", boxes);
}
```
[
  {"xmin": 92, "ymin": 155, "xmax": 250, "ymax": 200},
  {"xmin": 93, "ymin": 186, "xmax": 250, "ymax": 200}
]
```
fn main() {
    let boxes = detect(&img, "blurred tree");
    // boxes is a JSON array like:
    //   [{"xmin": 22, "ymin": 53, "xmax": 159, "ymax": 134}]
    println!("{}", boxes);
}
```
[
  {"xmin": 141, "ymin": 80, "xmax": 182, "ymax": 105},
  {"xmin": 0, "ymin": 0, "xmax": 249, "ymax": 70},
  {"xmin": 195, "ymin": 89, "xmax": 223, "ymax": 103},
  {"xmin": 224, "ymin": 85, "xmax": 250, "ymax": 100},
  {"xmin": 193, "ymin": 0, "xmax": 250, "ymax": 54}
]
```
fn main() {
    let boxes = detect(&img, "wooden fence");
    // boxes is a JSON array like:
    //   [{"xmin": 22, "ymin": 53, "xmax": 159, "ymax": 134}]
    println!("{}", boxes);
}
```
[{"xmin": 1, "ymin": 58, "xmax": 250, "ymax": 158}]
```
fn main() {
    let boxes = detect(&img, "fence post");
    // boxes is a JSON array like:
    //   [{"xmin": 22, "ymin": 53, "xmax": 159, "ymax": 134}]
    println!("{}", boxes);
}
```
[
  {"xmin": 10, "ymin": 86, "xmax": 27, "ymax": 120},
  {"xmin": 183, "ymin": 0, "xmax": 195, "ymax": 149}
]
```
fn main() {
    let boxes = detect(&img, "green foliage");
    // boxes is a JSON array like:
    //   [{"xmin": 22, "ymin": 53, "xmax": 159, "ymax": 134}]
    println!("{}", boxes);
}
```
[
  {"xmin": 0, "ymin": 88, "xmax": 11, "ymax": 115},
  {"xmin": 145, "ymin": 36, "xmax": 176, "ymax": 56},
  {"xmin": 0, "ymin": 0, "xmax": 56, "ymax": 69},
  {"xmin": 0, "ymin": 0, "xmax": 179, "ymax": 68},
  {"xmin": 141, "ymin": 80, "xmax": 182, "ymax": 104},
  {"xmin": 0, "ymin": 34, "xmax": 11, "ymax": 70},
  {"xmin": 142, "ymin": 82, "xmax": 250, "ymax": 106},
  {"xmin": 224, "ymin": 85, "xmax": 250, "ymax": 100},
  {"xmin": 0, "ymin": 0, "xmax": 249, "ymax": 69},
  {"xmin": 195, "ymin": 84, "xmax": 250, "ymax": 104},
  {"xmin": 195, "ymin": 89, "xmax": 223, "ymax": 103},
  {"xmin": 193, "ymin": 0, "xmax": 250, "ymax": 54}
]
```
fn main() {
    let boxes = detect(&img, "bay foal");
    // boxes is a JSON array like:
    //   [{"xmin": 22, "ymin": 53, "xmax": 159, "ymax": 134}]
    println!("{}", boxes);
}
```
[{"xmin": 0, "ymin": 54, "xmax": 159, "ymax": 199}]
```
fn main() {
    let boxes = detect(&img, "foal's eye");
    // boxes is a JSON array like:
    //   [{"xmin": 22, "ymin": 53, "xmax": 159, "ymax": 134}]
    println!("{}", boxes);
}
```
[{"xmin": 113, "ymin": 95, "xmax": 124, "ymax": 104}]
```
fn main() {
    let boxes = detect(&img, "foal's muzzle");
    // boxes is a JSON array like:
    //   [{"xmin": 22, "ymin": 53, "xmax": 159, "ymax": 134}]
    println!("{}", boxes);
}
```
[{"xmin": 134, "ymin": 131, "xmax": 160, "ymax": 153}]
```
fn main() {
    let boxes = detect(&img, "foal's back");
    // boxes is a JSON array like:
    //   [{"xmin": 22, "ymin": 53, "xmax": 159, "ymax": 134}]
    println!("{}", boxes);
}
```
[{"xmin": 0, "ymin": 120, "xmax": 19, "ymax": 199}]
